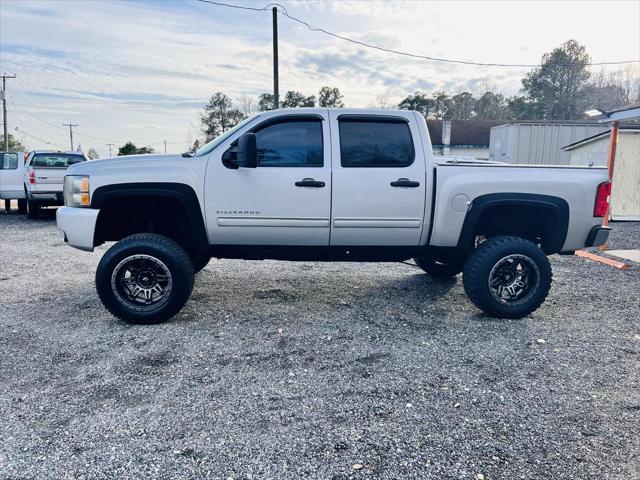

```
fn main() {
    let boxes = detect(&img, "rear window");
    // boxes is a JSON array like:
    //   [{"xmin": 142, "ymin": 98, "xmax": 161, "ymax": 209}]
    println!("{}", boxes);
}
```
[
  {"xmin": 1, "ymin": 153, "xmax": 18, "ymax": 170},
  {"xmin": 30, "ymin": 154, "xmax": 86, "ymax": 168},
  {"xmin": 339, "ymin": 118, "xmax": 415, "ymax": 167}
]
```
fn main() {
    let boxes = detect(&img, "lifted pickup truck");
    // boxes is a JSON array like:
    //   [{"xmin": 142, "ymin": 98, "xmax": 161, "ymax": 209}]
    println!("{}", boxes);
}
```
[
  {"xmin": 57, "ymin": 108, "xmax": 611, "ymax": 324},
  {"xmin": 24, "ymin": 151, "xmax": 87, "ymax": 218}
]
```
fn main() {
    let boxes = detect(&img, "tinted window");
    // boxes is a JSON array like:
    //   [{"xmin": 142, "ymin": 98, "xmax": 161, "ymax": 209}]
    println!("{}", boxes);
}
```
[
  {"xmin": 1, "ymin": 153, "xmax": 18, "ymax": 170},
  {"xmin": 339, "ymin": 119, "xmax": 414, "ymax": 167},
  {"xmin": 254, "ymin": 120, "xmax": 323, "ymax": 167},
  {"xmin": 31, "ymin": 154, "xmax": 86, "ymax": 168}
]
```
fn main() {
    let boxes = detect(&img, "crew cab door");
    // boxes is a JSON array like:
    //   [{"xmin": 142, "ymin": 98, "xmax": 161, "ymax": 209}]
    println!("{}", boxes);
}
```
[
  {"xmin": 205, "ymin": 113, "xmax": 331, "ymax": 245},
  {"xmin": 329, "ymin": 112, "xmax": 427, "ymax": 245},
  {"xmin": 0, "ymin": 152, "xmax": 25, "ymax": 198}
]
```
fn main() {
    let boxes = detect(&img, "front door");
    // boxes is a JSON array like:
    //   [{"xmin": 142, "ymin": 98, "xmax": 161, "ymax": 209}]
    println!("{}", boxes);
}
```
[
  {"xmin": 206, "ymin": 113, "xmax": 331, "ymax": 245},
  {"xmin": 328, "ymin": 112, "xmax": 427, "ymax": 245}
]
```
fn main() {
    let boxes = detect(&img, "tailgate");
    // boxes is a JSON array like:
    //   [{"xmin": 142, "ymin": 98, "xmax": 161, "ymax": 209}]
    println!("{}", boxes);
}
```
[{"xmin": 31, "ymin": 167, "xmax": 66, "ymax": 192}]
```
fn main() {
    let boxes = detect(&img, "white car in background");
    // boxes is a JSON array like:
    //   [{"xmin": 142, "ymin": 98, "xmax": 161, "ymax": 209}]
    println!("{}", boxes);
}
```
[
  {"xmin": 0, "ymin": 151, "xmax": 27, "ymax": 213},
  {"xmin": 24, "ymin": 151, "xmax": 87, "ymax": 218}
]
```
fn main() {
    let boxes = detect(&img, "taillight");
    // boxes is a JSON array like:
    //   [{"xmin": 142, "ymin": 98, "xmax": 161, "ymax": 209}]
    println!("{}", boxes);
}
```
[
  {"xmin": 28, "ymin": 170, "xmax": 36, "ymax": 185},
  {"xmin": 594, "ymin": 181, "xmax": 611, "ymax": 217}
]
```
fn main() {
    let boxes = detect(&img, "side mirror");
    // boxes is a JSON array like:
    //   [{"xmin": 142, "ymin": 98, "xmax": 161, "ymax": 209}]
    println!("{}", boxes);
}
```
[{"xmin": 236, "ymin": 133, "xmax": 257, "ymax": 168}]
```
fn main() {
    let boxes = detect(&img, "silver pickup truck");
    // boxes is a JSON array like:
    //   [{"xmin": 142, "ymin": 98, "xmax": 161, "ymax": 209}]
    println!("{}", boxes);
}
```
[{"xmin": 56, "ymin": 108, "xmax": 611, "ymax": 324}]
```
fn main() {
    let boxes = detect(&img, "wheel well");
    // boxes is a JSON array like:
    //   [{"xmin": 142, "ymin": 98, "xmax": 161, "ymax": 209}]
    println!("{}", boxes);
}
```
[
  {"xmin": 473, "ymin": 205, "xmax": 559, "ymax": 253},
  {"xmin": 94, "ymin": 195, "xmax": 207, "ymax": 254},
  {"xmin": 457, "ymin": 194, "xmax": 570, "ymax": 255}
]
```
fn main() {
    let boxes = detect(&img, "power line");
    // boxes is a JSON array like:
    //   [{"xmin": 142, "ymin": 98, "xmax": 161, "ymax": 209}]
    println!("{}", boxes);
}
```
[
  {"xmin": 197, "ymin": 0, "xmax": 640, "ymax": 68},
  {"xmin": 8, "ymin": 100, "xmax": 188, "ymax": 147},
  {"xmin": 14, "ymin": 127, "xmax": 66, "ymax": 150}
]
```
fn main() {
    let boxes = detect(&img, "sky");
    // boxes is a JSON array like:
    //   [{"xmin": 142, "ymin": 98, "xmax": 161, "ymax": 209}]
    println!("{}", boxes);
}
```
[{"xmin": 1, "ymin": 0, "xmax": 639, "ymax": 157}]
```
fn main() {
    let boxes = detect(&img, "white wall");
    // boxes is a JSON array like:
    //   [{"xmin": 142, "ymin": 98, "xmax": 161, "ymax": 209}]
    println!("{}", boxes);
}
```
[{"xmin": 568, "ymin": 131, "xmax": 640, "ymax": 220}]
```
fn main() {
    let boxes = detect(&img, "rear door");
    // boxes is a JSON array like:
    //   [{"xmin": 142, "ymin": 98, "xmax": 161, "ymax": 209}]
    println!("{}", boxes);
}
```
[
  {"xmin": 0, "ymin": 152, "xmax": 25, "ymax": 198},
  {"xmin": 328, "ymin": 112, "xmax": 427, "ymax": 245}
]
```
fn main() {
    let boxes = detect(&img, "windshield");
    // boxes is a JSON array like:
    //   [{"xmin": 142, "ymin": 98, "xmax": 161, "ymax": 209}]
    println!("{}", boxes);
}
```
[
  {"xmin": 194, "ymin": 115, "xmax": 258, "ymax": 157},
  {"xmin": 30, "ymin": 153, "xmax": 86, "ymax": 168}
]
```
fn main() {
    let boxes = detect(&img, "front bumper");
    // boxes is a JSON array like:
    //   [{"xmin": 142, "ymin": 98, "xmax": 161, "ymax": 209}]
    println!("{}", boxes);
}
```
[
  {"xmin": 585, "ymin": 225, "xmax": 611, "ymax": 247},
  {"xmin": 56, "ymin": 206, "xmax": 100, "ymax": 252}
]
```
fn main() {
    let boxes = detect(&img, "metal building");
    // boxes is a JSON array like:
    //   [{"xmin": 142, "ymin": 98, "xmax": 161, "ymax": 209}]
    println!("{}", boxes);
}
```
[{"xmin": 488, "ymin": 122, "xmax": 609, "ymax": 165}]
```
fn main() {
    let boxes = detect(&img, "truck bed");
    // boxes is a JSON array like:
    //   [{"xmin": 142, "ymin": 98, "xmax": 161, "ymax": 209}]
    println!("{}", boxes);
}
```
[{"xmin": 430, "ymin": 163, "xmax": 608, "ymax": 252}]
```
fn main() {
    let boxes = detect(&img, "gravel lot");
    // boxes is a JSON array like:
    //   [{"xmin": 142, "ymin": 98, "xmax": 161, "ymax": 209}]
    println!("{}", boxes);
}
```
[{"xmin": 1, "ymin": 210, "xmax": 638, "ymax": 479}]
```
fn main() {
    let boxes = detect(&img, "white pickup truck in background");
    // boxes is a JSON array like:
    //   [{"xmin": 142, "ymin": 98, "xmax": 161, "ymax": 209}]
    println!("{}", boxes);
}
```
[
  {"xmin": 0, "ymin": 151, "xmax": 27, "ymax": 213},
  {"xmin": 24, "ymin": 151, "xmax": 87, "ymax": 218},
  {"xmin": 56, "ymin": 108, "xmax": 611, "ymax": 324}
]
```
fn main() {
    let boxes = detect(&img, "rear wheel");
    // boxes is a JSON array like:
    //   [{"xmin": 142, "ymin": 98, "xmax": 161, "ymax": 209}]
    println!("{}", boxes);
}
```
[
  {"xmin": 414, "ymin": 257, "xmax": 464, "ymax": 278},
  {"xmin": 95, "ymin": 233, "xmax": 195, "ymax": 324},
  {"xmin": 463, "ymin": 236, "xmax": 552, "ymax": 318},
  {"xmin": 17, "ymin": 199, "xmax": 27, "ymax": 214},
  {"xmin": 26, "ymin": 199, "xmax": 40, "ymax": 219}
]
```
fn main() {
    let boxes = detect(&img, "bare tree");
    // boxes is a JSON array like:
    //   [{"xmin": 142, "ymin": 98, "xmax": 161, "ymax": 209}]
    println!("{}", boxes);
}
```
[
  {"xmin": 373, "ymin": 92, "xmax": 390, "ymax": 109},
  {"xmin": 237, "ymin": 94, "xmax": 257, "ymax": 117}
]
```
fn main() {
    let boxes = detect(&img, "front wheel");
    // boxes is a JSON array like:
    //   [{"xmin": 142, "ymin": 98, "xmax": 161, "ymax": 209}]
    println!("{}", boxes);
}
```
[
  {"xmin": 96, "ymin": 233, "xmax": 195, "ymax": 324},
  {"xmin": 189, "ymin": 251, "xmax": 210, "ymax": 273},
  {"xmin": 463, "ymin": 236, "xmax": 552, "ymax": 318}
]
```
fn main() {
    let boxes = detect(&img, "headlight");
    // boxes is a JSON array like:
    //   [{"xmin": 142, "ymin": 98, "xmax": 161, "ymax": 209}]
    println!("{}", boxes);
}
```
[{"xmin": 64, "ymin": 175, "xmax": 91, "ymax": 207}]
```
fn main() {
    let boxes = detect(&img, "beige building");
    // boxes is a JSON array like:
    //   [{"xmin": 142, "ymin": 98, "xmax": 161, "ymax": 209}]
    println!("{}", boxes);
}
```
[{"xmin": 562, "ymin": 127, "xmax": 640, "ymax": 221}]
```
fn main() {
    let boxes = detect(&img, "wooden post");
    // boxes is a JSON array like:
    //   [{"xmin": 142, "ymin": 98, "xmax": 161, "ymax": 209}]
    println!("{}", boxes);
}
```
[{"xmin": 599, "ymin": 120, "xmax": 619, "ymax": 251}]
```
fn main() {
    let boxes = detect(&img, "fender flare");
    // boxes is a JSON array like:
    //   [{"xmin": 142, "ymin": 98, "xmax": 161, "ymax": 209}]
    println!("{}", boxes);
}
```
[
  {"xmin": 91, "ymin": 182, "xmax": 209, "ymax": 252},
  {"xmin": 457, "ymin": 193, "xmax": 570, "ymax": 254}
]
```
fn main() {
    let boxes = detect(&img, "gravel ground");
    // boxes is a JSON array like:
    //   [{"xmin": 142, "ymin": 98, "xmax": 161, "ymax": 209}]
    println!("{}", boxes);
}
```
[{"xmin": 0, "ymin": 210, "xmax": 639, "ymax": 480}]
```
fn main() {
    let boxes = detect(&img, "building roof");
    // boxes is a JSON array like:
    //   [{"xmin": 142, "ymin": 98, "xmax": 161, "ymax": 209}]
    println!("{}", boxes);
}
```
[
  {"xmin": 493, "ymin": 120, "xmax": 602, "ymax": 127},
  {"xmin": 561, "ymin": 125, "xmax": 640, "ymax": 151},
  {"xmin": 426, "ymin": 120, "xmax": 504, "ymax": 147}
]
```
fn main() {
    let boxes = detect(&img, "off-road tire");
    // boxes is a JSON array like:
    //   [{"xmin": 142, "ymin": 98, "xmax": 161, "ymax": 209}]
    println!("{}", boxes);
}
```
[
  {"xmin": 463, "ymin": 236, "xmax": 552, "ymax": 318},
  {"xmin": 96, "ymin": 233, "xmax": 195, "ymax": 324},
  {"xmin": 26, "ymin": 199, "xmax": 40, "ymax": 219},
  {"xmin": 17, "ymin": 199, "xmax": 27, "ymax": 214},
  {"xmin": 414, "ymin": 257, "xmax": 464, "ymax": 278}
]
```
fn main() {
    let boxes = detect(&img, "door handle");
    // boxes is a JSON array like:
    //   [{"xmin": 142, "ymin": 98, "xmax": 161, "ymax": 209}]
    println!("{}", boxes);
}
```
[
  {"xmin": 295, "ymin": 178, "xmax": 325, "ymax": 188},
  {"xmin": 390, "ymin": 178, "xmax": 420, "ymax": 187}
]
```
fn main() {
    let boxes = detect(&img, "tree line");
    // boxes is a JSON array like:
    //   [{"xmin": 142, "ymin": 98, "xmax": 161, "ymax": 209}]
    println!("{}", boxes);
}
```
[{"xmin": 198, "ymin": 39, "xmax": 639, "ymax": 145}]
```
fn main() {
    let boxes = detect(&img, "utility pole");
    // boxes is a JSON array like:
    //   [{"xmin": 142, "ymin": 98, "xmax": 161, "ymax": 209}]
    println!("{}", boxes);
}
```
[
  {"xmin": 272, "ymin": 7, "xmax": 279, "ymax": 109},
  {"xmin": 164, "ymin": 140, "xmax": 167, "ymax": 153},
  {"xmin": 63, "ymin": 123, "xmax": 78, "ymax": 151},
  {"xmin": 106, "ymin": 143, "xmax": 114, "ymax": 156},
  {"xmin": 1, "ymin": 74, "xmax": 16, "ymax": 151}
]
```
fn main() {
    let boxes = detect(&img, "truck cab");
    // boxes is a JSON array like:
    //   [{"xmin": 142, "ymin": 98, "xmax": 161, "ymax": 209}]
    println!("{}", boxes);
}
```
[{"xmin": 56, "ymin": 108, "xmax": 611, "ymax": 324}]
